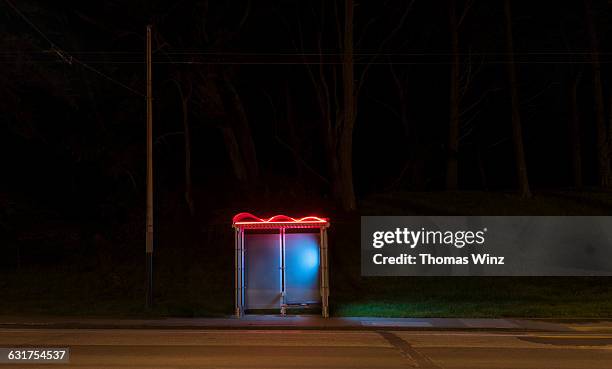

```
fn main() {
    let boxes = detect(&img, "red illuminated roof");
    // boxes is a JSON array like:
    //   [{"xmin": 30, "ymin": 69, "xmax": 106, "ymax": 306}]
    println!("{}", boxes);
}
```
[{"xmin": 232, "ymin": 212, "xmax": 329, "ymax": 229}]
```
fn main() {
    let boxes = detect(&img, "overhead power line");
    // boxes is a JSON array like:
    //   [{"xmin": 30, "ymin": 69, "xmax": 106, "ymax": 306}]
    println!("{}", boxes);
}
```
[
  {"xmin": 0, "ymin": 50, "xmax": 610, "ymax": 56},
  {"xmin": 1, "ymin": 50, "xmax": 609, "ymax": 66},
  {"xmin": 2, "ymin": 55, "xmax": 609, "ymax": 65},
  {"xmin": 2, "ymin": 0, "xmax": 56, "ymax": 47},
  {"xmin": 2, "ymin": 0, "xmax": 607, "ymax": 71},
  {"xmin": 2, "ymin": 0, "xmax": 145, "ymax": 97}
]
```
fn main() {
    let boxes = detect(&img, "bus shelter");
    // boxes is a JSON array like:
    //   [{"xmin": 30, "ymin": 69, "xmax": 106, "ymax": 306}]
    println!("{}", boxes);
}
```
[{"xmin": 232, "ymin": 213, "xmax": 330, "ymax": 317}]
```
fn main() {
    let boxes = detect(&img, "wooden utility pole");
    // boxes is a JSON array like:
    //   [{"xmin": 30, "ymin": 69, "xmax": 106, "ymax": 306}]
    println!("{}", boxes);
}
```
[{"xmin": 145, "ymin": 24, "xmax": 154, "ymax": 309}]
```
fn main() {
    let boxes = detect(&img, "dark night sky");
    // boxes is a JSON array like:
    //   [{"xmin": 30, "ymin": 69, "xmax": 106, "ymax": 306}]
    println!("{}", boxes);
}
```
[{"xmin": 2, "ymin": 0, "xmax": 612, "ymax": 234}]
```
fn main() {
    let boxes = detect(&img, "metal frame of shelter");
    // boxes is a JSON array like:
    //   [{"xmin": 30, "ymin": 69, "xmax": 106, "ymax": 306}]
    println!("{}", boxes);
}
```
[{"xmin": 232, "ymin": 213, "xmax": 330, "ymax": 318}]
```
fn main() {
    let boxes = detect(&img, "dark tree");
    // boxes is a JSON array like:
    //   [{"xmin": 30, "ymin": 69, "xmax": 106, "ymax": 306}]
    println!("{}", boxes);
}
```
[
  {"xmin": 503, "ymin": 0, "xmax": 531, "ymax": 197},
  {"xmin": 584, "ymin": 0, "xmax": 611, "ymax": 188}
]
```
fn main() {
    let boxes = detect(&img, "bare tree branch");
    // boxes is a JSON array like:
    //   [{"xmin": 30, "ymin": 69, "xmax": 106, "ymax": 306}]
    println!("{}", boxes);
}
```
[
  {"xmin": 356, "ymin": 0, "xmax": 416, "ymax": 95},
  {"xmin": 460, "ymin": 87, "xmax": 501, "ymax": 117},
  {"xmin": 237, "ymin": 0, "xmax": 251, "ymax": 31},
  {"xmin": 356, "ymin": 0, "xmax": 394, "ymax": 47},
  {"xmin": 458, "ymin": 0, "xmax": 475, "ymax": 27}
]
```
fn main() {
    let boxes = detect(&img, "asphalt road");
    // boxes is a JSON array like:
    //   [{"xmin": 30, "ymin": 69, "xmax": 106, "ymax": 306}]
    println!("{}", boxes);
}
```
[{"xmin": 0, "ymin": 328, "xmax": 611, "ymax": 368}]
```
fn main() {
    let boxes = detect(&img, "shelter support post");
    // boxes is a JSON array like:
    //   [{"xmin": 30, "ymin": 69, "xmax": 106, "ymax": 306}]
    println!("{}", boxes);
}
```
[
  {"xmin": 320, "ymin": 228, "xmax": 330, "ymax": 318},
  {"xmin": 234, "ymin": 228, "xmax": 245, "ymax": 317},
  {"xmin": 280, "ymin": 228, "xmax": 286, "ymax": 315}
]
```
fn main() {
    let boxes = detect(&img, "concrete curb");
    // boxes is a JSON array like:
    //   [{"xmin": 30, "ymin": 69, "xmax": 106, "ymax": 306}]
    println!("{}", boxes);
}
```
[{"xmin": 0, "ymin": 316, "xmax": 587, "ymax": 332}]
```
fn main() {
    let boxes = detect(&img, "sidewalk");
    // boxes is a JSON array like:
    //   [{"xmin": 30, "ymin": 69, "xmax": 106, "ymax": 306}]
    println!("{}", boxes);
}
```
[{"xmin": 2, "ymin": 315, "xmax": 609, "ymax": 332}]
